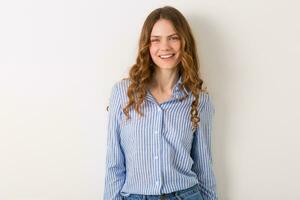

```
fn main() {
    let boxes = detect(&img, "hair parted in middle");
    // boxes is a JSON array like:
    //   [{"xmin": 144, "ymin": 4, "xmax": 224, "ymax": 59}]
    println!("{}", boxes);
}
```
[{"xmin": 122, "ymin": 6, "xmax": 208, "ymax": 132}]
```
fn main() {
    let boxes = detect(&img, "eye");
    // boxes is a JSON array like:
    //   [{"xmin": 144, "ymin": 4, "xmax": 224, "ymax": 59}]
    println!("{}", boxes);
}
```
[
  {"xmin": 170, "ymin": 36, "xmax": 179, "ymax": 41},
  {"xmin": 151, "ymin": 39, "xmax": 159, "ymax": 42}
]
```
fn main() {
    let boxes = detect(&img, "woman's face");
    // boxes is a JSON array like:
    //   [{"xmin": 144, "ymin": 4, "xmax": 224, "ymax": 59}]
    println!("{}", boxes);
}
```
[{"xmin": 149, "ymin": 19, "xmax": 181, "ymax": 70}]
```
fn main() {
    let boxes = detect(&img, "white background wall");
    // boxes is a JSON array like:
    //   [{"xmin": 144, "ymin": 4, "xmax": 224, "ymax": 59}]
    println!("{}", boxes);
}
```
[{"xmin": 0, "ymin": 0, "xmax": 299, "ymax": 200}]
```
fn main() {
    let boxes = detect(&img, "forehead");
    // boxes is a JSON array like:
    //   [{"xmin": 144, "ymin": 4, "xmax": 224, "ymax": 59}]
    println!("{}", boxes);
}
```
[{"xmin": 150, "ymin": 19, "xmax": 177, "ymax": 36}]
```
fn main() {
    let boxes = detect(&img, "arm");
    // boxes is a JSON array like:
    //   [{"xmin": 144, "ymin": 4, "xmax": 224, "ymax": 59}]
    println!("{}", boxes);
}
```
[
  {"xmin": 103, "ymin": 82, "xmax": 126, "ymax": 200},
  {"xmin": 191, "ymin": 93, "xmax": 218, "ymax": 200}
]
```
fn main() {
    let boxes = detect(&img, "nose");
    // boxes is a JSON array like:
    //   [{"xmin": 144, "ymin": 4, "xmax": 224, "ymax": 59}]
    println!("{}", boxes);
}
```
[{"xmin": 160, "ymin": 38, "xmax": 171, "ymax": 51}]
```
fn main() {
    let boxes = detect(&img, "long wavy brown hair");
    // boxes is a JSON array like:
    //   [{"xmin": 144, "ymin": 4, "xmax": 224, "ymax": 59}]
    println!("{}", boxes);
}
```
[{"xmin": 120, "ymin": 6, "xmax": 208, "ymax": 132}]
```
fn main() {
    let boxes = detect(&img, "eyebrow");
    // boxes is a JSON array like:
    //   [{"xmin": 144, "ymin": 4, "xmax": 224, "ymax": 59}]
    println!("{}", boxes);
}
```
[{"xmin": 150, "ymin": 33, "xmax": 178, "ymax": 38}]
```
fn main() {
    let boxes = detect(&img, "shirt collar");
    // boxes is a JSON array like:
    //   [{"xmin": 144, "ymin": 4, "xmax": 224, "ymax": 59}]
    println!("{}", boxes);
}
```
[{"xmin": 172, "ymin": 75, "xmax": 189, "ymax": 99}]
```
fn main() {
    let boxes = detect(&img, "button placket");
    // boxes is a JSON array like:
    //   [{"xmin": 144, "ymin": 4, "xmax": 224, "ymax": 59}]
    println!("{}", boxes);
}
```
[{"xmin": 155, "ymin": 106, "xmax": 163, "ymax": 190}]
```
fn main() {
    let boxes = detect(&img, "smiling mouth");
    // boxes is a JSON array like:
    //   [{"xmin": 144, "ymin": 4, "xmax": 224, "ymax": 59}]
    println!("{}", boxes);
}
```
[{"xmin": 159, "ymin": 54, "xmax": 175, "ymax": 59}]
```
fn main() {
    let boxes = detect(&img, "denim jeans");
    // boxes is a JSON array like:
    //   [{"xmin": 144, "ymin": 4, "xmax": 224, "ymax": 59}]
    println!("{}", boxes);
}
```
[{"xmin": 122, "ymin": 183, "xmax": 204, "ymax": 200}]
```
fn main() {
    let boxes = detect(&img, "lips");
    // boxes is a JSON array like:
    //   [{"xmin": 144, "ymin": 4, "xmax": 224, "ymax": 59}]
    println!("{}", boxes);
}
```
[{"xmin": 159, "ymin": 53, "xmax": 175, "ymax": 59}]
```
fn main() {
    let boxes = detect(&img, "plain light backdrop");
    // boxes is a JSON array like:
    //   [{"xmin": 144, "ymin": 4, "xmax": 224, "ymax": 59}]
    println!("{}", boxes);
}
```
[{"xmin": 0, "ymin": 0, "xmax": 299, "ymax": 200}]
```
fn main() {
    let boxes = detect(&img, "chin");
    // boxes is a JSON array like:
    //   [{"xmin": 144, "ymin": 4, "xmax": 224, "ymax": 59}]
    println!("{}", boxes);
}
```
[
  {"xmin": 155, "ymin": 64, "xmax": 177, "ymax": 69},
  {"xmin": 157, "ymin": 61, "xmax": 180, "ymax": 69}
]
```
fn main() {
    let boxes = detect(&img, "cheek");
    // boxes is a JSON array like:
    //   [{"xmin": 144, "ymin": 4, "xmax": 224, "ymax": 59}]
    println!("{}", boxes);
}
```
[
  {"xmin": 174, "ymin": 42, "xmax": 181, "ymax": 51},
  {"xmin": 149, "ymin": 47, "xmax": 158, "ymax": 59}
]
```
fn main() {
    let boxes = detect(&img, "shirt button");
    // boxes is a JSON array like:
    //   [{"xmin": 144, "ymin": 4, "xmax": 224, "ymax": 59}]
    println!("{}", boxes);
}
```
[
  {"xmin": 156, "ymin": 181, "xmax": 159, "ymax": 185},
  {"xmin": 154, "ymin": 130, "xmax": 158, "ymax": 134},
  {"xmin": 154, "ymin": 156, "xmax": 158, "ymax": 159}
]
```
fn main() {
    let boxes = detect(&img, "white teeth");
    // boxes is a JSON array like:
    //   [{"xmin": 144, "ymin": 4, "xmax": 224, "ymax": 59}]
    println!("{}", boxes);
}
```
[{"xmin": 160, "ymin": 54, "xmax": 174, "ymax": 59}]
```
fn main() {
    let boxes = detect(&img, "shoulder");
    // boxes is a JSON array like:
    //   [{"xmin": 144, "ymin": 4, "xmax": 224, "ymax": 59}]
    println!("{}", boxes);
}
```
[
  {"xmin": 116, "ymin": 77, "xmax": 131, "ymax": 93},
  {"xmin": 110, "ymin": 77, "xmax": 130, "ymax": 93},
  {"xmin": 198, "ymin": 91, "xmax": 215, "ymax": 115},
  {"xmin": 109, "ymin": 78, "xmax": 131, "ymax": 107}
]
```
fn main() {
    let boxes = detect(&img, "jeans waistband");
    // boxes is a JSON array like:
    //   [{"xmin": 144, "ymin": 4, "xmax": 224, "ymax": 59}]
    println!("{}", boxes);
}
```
[{"xmin": 125, "ymin": 183, "xmax": 200, "ymax": 199}]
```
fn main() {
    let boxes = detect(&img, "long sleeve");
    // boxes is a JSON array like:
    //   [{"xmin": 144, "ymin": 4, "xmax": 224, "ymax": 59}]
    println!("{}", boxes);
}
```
[
  {"xmin": 103, "ymin": 82, "xmax": 126, "ymax": 200},
  {"xmin": 191, "ymin": 93, "xmax": 218, "ymax": 200}
]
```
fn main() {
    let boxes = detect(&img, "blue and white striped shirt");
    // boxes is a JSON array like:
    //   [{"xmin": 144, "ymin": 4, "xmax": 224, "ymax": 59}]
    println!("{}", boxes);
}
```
[{"xmin": 103, "ymin": 75, "xmax": 218, "ymax": 200}]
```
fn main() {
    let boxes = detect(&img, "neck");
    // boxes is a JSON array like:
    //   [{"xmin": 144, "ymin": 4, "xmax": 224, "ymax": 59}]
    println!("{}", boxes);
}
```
[{"xmin": 149, "ymin": 69, "xmax": 179, "ymax": 93}]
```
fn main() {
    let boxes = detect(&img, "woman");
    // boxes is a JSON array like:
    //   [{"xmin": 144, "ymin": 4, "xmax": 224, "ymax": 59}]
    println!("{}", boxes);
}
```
[{"xmin": 104, "ymin": 6, "xmax": 218, "ymax": 200}]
